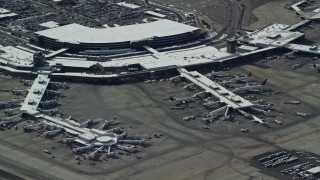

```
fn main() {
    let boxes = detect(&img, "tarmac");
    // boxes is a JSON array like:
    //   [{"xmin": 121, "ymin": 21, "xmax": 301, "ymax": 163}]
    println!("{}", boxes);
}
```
[
  {"xmin": 0, "ymin": 0, "xmax": 319, "ymax": 179},
  {"xmin": 0, "ymin": 51, "xmax": 319, "ymax": 179}
]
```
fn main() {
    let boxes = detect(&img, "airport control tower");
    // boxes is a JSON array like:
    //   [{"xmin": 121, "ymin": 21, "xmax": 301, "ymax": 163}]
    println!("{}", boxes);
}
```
[
  {"xmin": 33, "ymin": 51, "xmax": 46, "ymax": 67},
  {"xmin": 227, "ymin": 38, "xmax": 237, "ymax": 54}
]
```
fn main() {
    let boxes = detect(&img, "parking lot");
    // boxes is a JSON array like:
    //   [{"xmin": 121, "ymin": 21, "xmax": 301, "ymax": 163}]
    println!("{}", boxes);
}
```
[
  {"xmin": 0, "ymin": 0, "xmax": 183, "ymax": 38},
  {"xmin": 253, "ymin": 150, "xmax": 320, "ymax": 179}
]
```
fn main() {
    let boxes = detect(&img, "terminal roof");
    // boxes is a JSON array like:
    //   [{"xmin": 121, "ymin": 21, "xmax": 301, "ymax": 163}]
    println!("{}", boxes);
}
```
[
  {"xmin": 35, "ymin": 19, "xmax": 199, "ymax": 44},
  {"xmin": 100, "ymin": 45, "xmax": 232, "ymax": 70},
  {"xmin": 241, "ymin": 24, "xmax": 305, "ymax": 47},
  {"xmin": 0, "ymin": 46, "xmax": 33, "ymax": 66}
]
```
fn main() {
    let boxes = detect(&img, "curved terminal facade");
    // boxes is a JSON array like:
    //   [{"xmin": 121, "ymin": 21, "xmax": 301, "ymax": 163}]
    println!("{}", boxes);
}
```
[{"xmin": 35, "ymin": 19, "xmax": 203, "ymax": 53}]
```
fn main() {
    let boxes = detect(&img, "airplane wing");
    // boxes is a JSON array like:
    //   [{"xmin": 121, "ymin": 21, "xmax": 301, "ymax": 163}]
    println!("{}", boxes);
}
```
[{"xmin": 247, "ymin": 89, "xmax": 263, "ymax": 93}]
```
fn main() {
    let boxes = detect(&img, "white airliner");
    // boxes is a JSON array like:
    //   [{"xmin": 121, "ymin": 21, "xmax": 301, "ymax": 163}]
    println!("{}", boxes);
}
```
[
  {"xmin": 46, "ymin": 90, "xmax": 62, "ymax": 96},
  {"xmin": 169, "ymin": 96, "xmax": 195, "ymax": 106},
  {"xmin": 80, "ymin": 119, "xmax": 93, "ymax": 128},
  {"xmin": 250, "ymin": 116, "xmax": 267, "ymax": 125},
  {"xmin": 314, "ymin": 64, "xmax": 320, "ymax": 72},
  {"xmin": 251, "ymin": 107, "xmax": 272, "ymax": 116},
  {"xmin": 4, "ymin": 108, "xmax": 20, "ymax": 116},
  {"xmin": 193, "ymin": 91, "xmax": 207, "ymax": 99},
  {"xmin": 117, "ymin": 144, "xmax": 135, "ymax": 152},
  {"xmin": 202, "ymin": 106, "xmax": 228, "ymax": 123},
  {"xmin": 203, "ymin": 101, "xmax": 220, "ymax": 109},
  {"xmin": 224, "ymin": 72, "xmax": 252, "ymax": 84},
  {"xmin": 119, "ymin": 139, "xmax": 145, "ymax": 145},
  {"xmin": 232, "ymin": 79, "xmax": 268, "ymax": 94},
  {"xmin": 40, "ymin": 99, "xmax": 59, "ymax": 107},
  {"xmin": 50, "ymin": 82, "xmax": 70, "ymax": 89},
  {"xmin": 183, "ymin": 83, "xmax": 197, "ymax": 90},
  {"xmin": 100, "ymin": 116, "xmax": 118, "ymax": 130},
  {"xmin": 38, "ymin": 108, "xmax": 59, "ymax": 115},
  {"xmin": 2, "ymin": 114, "xmax": 21, "ymax": 121},
  {"xmin": 63, "ymin": 137, "xmax": 77, "ymax": 144},
  {"xmin": 237, "ymin": 109, "xmax": 253, "ymax": 119},
  {"xmin": 170, "ymin": 76, "xmax": 182, "ymax": 83},
  {"xmin": 73, "ymin": 144, "xmax": 94, "ymax": 153},
  {"xmin": 0, "ymin": 101, "xmax": 10, "ymax": 108},
  {"xmin": 23, "ymin": 123, "xmax": 41, "ymax": 132},
  {"xmin": 251, "ymin": 99, "xmax": 266, "ymax": 105},
  {"xmin": 206, "ymin": 70, "xmax": 230, "ymax": 78},
  {"xmin": 64, "ymin": 116, "xmax": 81, "ymax": 127},
  {"xmin": 20, "ymin": 79, "xmax": 33, "ymax": 86},
  {"xmin": 43, "ymin": 129, "xmax": 63, "ymax": 138},
  {"xmin": 89, "ymin": 146, "xmax": 104, "ymax": 160},
  {"xmin": 12, "ymin": 89, "xmax": 28, "ymax": 95},
  {"xmin": 106, "ymin": 146, "xmax": 115, "ymax": 157},
  {"xmin": 0, "ymin": 114, "xmax": 21, "ymax": 126}
]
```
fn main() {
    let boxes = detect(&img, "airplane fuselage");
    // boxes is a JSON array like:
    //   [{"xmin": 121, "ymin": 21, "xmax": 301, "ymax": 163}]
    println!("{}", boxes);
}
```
[
  {"xmin": 0, "ymin": 102, "xmax": 10, "ymax": 108},
  {"xmin": 314, "ymin": 64, "xmax": 320, "ymax": 72},
  {"xmin": 227, "ymin": 76, "xmax": 251, "ymax": 84},
  {"xmin": 170, "ymin": 96, "xmax": 195, "ymax": 106},
  {"xmin": 233, "ymin": 84, "xmax": 266, "ymax": 94}
]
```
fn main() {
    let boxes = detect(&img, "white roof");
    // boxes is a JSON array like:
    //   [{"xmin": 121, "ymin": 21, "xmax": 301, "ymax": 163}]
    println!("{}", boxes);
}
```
[
  {"xmin": 96, "ymin": 136, "xmax": 113, "ymax": 143},
  {"xmin": 100, "ymin": 45, "xmax": 232, "ymax": 69},
  {"xmin": 290, "ymin": 0, "xmax": 320, "ymax": 20},
  {"xmin": 0, "ymin": 13, "xmax": 17, "ymax": 19},
  {"xmin": 241, "ymin": 24, "xmax": 304, "ymax": 47},
  {"xmin": 145, "ymin": 11, "xmax": 167, "ymax": 18},
  {"xmin": 78, "ymin": 133, "xmax": 96, "ymax": 141},
  {"xmin": 51, "ymin": 45, "xmax": 274, "ymax": 71},
  {"xmin": 35, "ymin": 19, "xmax": 199, "ymax": 44},
  {"xmin": 49, "ymin": 58, "xmax": 97, "ymax": 68},
  {"xmin": 287, "ymin": 19, "xmax": 311, "ymax": 31},
  {"xmin": 284, "ymin": 43, "xmax": 320, "ymax": 55},
  {"xmin": 311, "ymin": 13, "xmax": 320, "ymax": 20},
  {"xmin": 116, "ymin": 2, "xmax": 141, "ymax": 9},
  {"xmin": 307, "ymin": 166, "xmax": 320, "ymax": 174},
  {"xmin": 0, "ymin": 8, "xmax": 10, "ymax": 14},
  {"xmin": 0, "ymin": 46, "xmax": 33, "ymax": 66},
  {"xmin": 238, "ymin": 45, "xmax": 259, "ymax": 51},
  {"xmin": 39, "ymin": 21, "xmax": 60, "ymax": 29}
]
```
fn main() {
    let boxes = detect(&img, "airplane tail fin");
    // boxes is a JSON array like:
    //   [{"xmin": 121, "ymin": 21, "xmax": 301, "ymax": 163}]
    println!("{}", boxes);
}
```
[
  {"xmin": 248, "ymin": 72, "xmax": 252, "ymax": 77},
  {"xmin": 261, "ymin": 79, "xmax": 267, "ymax": 85},
  {"xmin": 245, "ymin": 82, "xmax": 249, "ymax": 87}
]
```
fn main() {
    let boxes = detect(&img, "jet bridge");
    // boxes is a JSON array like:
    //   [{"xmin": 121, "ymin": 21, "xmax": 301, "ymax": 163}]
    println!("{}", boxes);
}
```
[{"xmin": 178, "ymin": 68, "xmax": 253, "ymax": 109}]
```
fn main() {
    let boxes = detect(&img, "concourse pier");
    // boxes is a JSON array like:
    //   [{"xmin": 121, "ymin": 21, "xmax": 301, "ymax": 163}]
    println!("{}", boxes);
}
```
[
  {"xmin": 20, "ymin": 74, "xmax": 50, "ymax": 115},
  {"xmin": 178, "ymin": 68, "xmax": 253, "ymax": 109}
]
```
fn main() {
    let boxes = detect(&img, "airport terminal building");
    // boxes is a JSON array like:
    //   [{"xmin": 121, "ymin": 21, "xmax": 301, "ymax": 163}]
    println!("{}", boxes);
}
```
[{"xmin": 35, "ymin": 19, "xmax": 204, "ymax": 54}]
